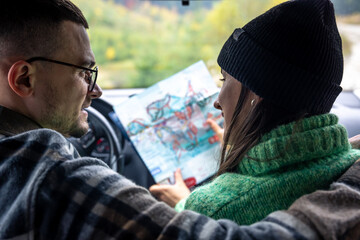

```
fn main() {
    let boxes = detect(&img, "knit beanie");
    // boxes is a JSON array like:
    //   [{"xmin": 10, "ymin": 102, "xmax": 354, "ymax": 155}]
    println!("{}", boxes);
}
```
[{"xmin": 217, "ymin": 0, "xmax": 343, "ymax": 114}]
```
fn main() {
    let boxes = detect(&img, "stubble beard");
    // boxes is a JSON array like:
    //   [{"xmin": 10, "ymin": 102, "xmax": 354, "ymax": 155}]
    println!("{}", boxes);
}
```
[
  {"xmin": 40, "ymin": 83, "xmax": 89, "ymax": 138},
  {"xmin": 68, "ymin": 117, "xmax": 89, "ymax": 138},
  {"xmin": 40, "ymin": 100, "xmax": 89, "ymax": 138}
]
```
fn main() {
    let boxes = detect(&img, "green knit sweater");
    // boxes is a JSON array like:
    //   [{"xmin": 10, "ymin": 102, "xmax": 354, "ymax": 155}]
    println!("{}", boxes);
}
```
[{"xmin": 175, "ymin": 114, "xmax": 360, "ymax": 225}]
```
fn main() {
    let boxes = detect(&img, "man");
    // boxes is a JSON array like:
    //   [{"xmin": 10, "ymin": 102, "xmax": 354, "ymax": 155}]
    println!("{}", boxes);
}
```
[{"xmin": 0, "ymin": 0, "xmax": 359, "ymax": 239}]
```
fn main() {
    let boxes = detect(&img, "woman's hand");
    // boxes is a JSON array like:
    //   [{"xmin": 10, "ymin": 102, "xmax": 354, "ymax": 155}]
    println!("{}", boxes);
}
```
[
  {"xmin": 149, "ymin": 169, "xmax": 191, "ymax": 207},
  {"xmin": 206, "ymin": 118, "xmax": 224, "ymax": 144},
  {"xmin": 149, "ymin": 119, "xmax": 223, "ymax": 207},
  {"xmin": 349, "ymin": 134, "xmax": 360, "ymax": 149}
]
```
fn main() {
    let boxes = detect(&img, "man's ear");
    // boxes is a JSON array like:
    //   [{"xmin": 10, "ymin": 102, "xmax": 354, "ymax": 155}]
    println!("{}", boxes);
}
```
[{"xmin": 7, "ymin": 60, "xmax": 35, "ymax": 97}]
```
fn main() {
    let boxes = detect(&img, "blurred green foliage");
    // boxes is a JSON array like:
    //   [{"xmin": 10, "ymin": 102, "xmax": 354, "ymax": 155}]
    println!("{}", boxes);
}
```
[{"xmin": 72, "ymin": 0, "xmax": 290, "ymax": 89}]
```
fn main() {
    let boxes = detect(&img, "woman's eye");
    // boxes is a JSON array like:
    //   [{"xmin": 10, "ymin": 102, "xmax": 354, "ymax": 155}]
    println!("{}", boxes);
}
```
[{"xmin": 219, "ymin": 78, "xmax": 225, "ymax": 82}]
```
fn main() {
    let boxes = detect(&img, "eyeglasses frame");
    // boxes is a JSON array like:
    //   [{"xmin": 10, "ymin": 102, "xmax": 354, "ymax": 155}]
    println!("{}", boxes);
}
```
[{"xmin": 26, "ymin": 57, "xmax": 98, "ymax": 92}]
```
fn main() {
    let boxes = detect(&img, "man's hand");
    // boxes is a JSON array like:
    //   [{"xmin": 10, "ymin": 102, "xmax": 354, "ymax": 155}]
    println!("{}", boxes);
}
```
[
  {"xmin": 206, "ymin": 118, "xmax": 224, "ymax": 144},
  {"xmin": 149, "ymin": 169, "xmax": 191, "ymax": 207},
  {"xmin": 349, "ymin": 134, "xmax": 360, "ymax": 149}
]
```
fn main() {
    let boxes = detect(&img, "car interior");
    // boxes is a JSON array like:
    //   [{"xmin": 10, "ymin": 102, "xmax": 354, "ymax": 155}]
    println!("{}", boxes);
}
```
[
  {"xmin": 66, "ymin": 88, "xmax": 360, "ymax": 189},
  {"xmin": 66, "ymin": 0, "xmax": 360, "ymax": 188}
]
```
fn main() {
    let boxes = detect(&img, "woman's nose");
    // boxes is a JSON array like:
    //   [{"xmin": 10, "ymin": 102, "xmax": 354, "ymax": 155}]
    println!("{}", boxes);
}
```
[{"xmin": 214, "ymin": 99, "xmax": 221, "ymax": 110}]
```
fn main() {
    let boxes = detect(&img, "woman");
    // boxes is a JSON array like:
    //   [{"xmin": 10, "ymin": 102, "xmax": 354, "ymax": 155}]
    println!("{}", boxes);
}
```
[{"xmin": 150, "ymin": 0, "xmax": 360, "ymax": 225}]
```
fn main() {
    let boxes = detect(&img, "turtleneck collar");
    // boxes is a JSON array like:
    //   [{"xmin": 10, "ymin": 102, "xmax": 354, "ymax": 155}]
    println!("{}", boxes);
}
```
[{"xmin": 238, "ymin": 114, "xmax": 350, "ymax": 176}]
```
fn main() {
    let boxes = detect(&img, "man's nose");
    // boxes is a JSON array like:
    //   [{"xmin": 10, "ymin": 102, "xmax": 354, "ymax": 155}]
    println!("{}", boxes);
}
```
[{"xmin": 89, "ymin": 83, "xmax": 102, "ymax": 99}]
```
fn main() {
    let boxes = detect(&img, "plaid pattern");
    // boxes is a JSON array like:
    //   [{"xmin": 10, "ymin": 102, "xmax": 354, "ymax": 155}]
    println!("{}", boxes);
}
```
[
  {"xmin": 0, "ymin": 106, "xmax": 360, "ymax": 239},
  {"xmin": 0, "ymin": 129, "xmax": 313, "ymax": 240}
]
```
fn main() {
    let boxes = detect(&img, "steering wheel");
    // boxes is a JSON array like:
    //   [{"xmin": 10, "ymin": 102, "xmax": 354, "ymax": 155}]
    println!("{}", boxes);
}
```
[{"xmin": 67, "ymin": 107, "xmax": 124, "ymax": 173}]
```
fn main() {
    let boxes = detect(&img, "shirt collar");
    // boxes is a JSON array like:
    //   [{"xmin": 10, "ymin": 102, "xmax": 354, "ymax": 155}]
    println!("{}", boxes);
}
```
[{"xmin": 0, "ymin": 106, "xmax": 42, "ymax": 136}]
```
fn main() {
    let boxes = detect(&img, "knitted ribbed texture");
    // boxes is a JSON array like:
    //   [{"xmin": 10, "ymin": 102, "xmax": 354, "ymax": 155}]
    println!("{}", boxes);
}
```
[
  {"xmin": 238, "ymin": 114, "xmax": 349, "ymax": 175},
  {"xmin": 181, "ymin": 114, "xmax": 360, "ymax": 225},
  {"xmin": 217, "ymin": 0, "xmax": 343, "ymax": 113}
]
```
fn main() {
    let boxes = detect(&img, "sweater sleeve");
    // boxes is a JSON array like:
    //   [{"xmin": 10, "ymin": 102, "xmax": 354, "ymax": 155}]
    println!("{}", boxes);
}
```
[{"xmin": 174, "ymin": 197, "xmax": 187, "ymax": 212}]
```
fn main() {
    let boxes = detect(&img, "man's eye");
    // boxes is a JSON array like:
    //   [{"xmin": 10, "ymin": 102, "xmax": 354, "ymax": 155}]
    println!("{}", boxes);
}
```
[
  {"xmin": 78, "ymin": 71, "xmax": 89, "ymax": 82},
  {"xmin": 80, "ymin": 70, "xmax": 90, "ymax": 78},
  {"xmin": 219, "ymin": 78, "xmax": 225, "ymax": 82}
]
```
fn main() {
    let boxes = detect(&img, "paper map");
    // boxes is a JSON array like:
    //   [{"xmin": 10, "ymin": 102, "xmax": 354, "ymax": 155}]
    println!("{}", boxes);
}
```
[{"xmin": 114, "ymin": 61, "xmax": 222, "ymax": 187}]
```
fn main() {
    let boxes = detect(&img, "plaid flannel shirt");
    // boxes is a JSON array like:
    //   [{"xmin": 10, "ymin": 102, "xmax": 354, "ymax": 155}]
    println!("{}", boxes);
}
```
[{"xmin": 1, "ymin": 106, "xmax": 360, "ymax": 240}]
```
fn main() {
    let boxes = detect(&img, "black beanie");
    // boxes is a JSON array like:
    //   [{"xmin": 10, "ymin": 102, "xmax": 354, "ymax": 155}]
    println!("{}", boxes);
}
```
[{"xmin": 217, "ymin": 0, "xmax": 343, "ymax": 114}]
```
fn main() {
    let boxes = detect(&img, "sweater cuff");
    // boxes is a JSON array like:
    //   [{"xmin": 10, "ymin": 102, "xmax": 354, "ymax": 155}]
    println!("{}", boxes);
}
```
[{"xmin": 174, "ymin": 198, "xmax": 187, "ymax": 212}]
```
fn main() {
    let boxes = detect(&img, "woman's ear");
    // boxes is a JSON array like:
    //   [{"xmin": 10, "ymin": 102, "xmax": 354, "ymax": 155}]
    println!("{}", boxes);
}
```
[
  {"xmin": 7, "ymin": 60, "xmax": 35, "ymax": 97},
  {"xmin": 249, "ymin": 92, "xmax": 262, "ymax": 106}
]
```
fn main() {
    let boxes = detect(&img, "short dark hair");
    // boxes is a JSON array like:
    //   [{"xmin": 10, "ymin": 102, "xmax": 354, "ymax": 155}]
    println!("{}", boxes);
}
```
[{"xmin": 0, "ymin": 0, "xmax": 88, "ymax": 59}]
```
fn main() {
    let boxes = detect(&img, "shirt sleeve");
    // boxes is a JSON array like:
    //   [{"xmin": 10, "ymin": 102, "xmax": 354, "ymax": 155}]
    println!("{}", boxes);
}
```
[
  {"xmin": 34, "ymin": 154, "xmax": 360, "ymax": 240},
  {"xmin": 32, "ymin": 156, "xmax": 317, "ymax": 240},
  {"xmin": 6, "ymin": 129, "xmax": 360, "ymax": 239}
]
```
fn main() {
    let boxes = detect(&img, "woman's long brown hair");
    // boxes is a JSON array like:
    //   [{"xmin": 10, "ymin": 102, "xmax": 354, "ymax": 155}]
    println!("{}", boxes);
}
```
[{"xmin": 217, "ymin": 85, "xmax": 318, "ymax": 176}]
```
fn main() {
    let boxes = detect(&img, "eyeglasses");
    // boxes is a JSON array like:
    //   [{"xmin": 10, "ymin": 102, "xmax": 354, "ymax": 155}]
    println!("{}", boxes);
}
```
[{"xmin": 26, "ymin": 57, "xmax": 98, "ymax": 92}]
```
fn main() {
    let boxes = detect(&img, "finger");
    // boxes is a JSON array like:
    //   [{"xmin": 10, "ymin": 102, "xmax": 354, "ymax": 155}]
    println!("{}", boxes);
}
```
[
  {"xmin": 349, "ymin": 134, "xmax": 360, "ymax": 149},
  {"xmin": 349, "ymin": 134, "xmax": 360, "ymax": 141},
  {"xmin": 174, "ymin": 168, "xmax": 184, "ymax": 183},
  {"xmin": 149, "ymin": 184, "xmax": 168, "ymax": 193},
  {"xmin": 206, "ymin": 119, "xmax": 222, "ymax": 134},
  {"xmin": 206, "ymin": 119, "xmax": 224, "ymax": 140}
]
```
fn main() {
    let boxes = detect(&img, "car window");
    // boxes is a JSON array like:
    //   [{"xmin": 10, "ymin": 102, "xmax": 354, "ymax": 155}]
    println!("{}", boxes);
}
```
[{"xmin": 72, "ymin": 0, "xmax": 360, "ymax": 91}]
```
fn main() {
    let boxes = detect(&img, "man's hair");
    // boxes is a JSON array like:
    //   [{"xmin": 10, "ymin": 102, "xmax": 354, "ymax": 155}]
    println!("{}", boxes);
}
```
[{"xmin": 0, "ymin": 0, "xmax": 88, "ymax": 59}]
